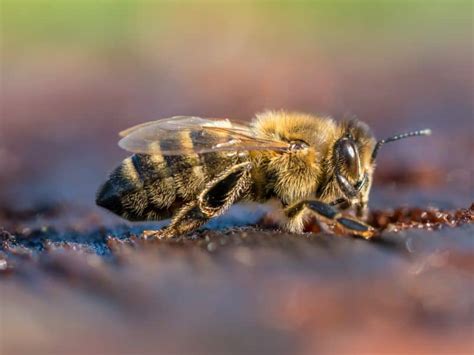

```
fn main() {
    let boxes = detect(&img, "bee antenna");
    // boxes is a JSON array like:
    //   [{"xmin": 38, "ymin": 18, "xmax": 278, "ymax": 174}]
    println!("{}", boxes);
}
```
[{"xmin": 371, "ymin": 129, "xmax": 432, "ymax": 163}]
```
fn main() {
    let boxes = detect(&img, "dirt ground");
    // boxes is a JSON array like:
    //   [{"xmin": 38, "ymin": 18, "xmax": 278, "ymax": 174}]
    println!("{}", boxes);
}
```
[{"xmin": 1, "ymin": 185, "xmax": 473, "ymax": 355}]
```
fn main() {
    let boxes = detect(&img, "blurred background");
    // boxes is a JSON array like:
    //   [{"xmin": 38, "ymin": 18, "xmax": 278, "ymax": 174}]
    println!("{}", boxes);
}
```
[
  {"xmin": 1, "ymin": 2, "xmax": 473, "ymax": 355},
  {"xmin": 1, "ymin": 0, "xmax": 473, "ymax": 213}
]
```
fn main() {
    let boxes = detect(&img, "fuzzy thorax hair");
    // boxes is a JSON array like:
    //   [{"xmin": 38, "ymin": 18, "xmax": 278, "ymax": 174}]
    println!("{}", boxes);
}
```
[{"xmin": 250, "ymin": 111, "xmax": 376, "ymax": 206}]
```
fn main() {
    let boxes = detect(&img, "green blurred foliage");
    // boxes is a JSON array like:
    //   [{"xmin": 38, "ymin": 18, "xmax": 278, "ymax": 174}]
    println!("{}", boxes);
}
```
[
  {"xmin": 2, "ymin": 0, "xmax": 472, "ymax": 48},
  {"xmin": 2, "ymin": 0, "xmax": 139, "ymax": 47}
]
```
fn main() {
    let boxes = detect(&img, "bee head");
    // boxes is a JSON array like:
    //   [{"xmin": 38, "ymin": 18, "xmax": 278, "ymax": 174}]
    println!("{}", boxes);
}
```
[
  {"xmin": 333, "ymin": 121, "xmax": 374, "ymax": 205},
  {"xmin": 333, "ymin": 120, "xmax": 431, "ymax": 214}
]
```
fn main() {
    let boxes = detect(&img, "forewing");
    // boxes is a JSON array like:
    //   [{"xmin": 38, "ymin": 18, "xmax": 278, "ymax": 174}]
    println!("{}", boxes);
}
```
[
  {"xmin": 118, "ymin": 116, "xmax": 289, "ymax": 155},
  {"xmin": 119, "ymin": 116, "xmax": 214, "ymax": 137}
]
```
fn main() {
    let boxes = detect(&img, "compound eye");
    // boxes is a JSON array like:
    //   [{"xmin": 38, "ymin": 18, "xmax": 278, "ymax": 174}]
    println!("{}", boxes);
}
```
[{"xmin": 336, "ymin": 138, "xmax": 360, "ymax": 178}]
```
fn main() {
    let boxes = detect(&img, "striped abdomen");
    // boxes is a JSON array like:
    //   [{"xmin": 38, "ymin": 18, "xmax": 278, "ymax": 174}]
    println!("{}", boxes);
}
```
[{"xmin": 96, "ymin": 150, "xmax": 242, "ymax": 221}]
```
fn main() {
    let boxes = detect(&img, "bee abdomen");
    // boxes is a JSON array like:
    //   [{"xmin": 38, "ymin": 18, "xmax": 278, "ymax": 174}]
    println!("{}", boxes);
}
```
[
  {"xmin": 97, "ymin": 154, "xmax": 174, "ymax": 221},
  {"xmin": 96, "ymin": 156, "xmax": 144, "ymax": 218},
  {"xmin": 97, "ymin": 147, "xmax": 243, "ymax": 221},
  {"xmin": 97, "ymin": 154, "xmax": 206, "ymax": 221}
]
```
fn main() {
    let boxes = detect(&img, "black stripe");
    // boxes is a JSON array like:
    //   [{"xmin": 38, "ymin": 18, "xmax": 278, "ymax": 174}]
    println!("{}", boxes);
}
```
[
  {"xmin": 192, "ymin": 130, "xmax": 232, "ymax": 179},
  {"xmin": 160, "ymin": 135, "xmax": 194, "ymax": 174},
  {"xmin": 131, "ymin": 154, "xmax": 146, "ymax": 182},
  {"xmin": 132, "ymin": 154, "xmax": 168, "ymax": 182}
]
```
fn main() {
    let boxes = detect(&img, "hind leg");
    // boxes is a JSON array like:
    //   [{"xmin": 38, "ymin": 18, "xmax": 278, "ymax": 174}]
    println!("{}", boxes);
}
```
[
  {"xmin": 143, "ymin": 162, "xmax": 252, "ymax": 239},
  {"xmin": 143, "ymin": 202, "xmax": 208, "ymax": 239}
]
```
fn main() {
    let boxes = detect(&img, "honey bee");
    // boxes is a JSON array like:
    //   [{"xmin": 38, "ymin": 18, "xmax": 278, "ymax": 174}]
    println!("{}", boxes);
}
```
[{"xmin": 96, "ymin": 111, "xmax": 431, "ymax": 239}]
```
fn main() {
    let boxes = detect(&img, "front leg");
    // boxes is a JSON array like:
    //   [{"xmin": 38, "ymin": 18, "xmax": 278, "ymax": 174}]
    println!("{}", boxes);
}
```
[
  {"xmin": 284, "ymin": 199, "xmax": 376, "ymax": 239},
  {"xmin": 144, "ymin": 162, "xmax": 252, "ymax": 239}
]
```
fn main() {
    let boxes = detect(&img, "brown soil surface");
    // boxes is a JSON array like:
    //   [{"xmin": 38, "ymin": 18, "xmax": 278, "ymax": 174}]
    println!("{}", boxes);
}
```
[{"xmin": 1, "ymin": 202, "xmax": 473, "ymax": 355}]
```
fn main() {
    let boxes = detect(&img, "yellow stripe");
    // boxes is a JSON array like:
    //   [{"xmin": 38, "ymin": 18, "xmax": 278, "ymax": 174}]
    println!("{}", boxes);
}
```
[
  {"xmin": 147, "ymin": 141, "xmax": 165, "ymax": 164},
  {"xmin": 179, "ymin": 130, "xmax": 195, "ymax": 152},
  {"xmin": 121, "ymin": 157, "xmax": 140, "ymax": 182},
  {"xmin": 192, "ymin": 165, "xmax": 205, "ymax": 180}
]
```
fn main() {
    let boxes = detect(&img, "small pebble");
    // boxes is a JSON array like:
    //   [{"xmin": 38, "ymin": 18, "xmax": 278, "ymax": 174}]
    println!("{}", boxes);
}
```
[
  {"xmin": 207, "ymin": 242, "xmax": 217, "ymax": 252},
  {"xmin": 0, "ymin": 259, "xmax": 7, "ymax": 271}
]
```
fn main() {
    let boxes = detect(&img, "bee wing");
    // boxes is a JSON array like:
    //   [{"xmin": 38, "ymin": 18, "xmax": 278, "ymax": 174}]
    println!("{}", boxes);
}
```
[{"xmin": 118, "ymin": 116, "xmax": 290, "ymax": 155}]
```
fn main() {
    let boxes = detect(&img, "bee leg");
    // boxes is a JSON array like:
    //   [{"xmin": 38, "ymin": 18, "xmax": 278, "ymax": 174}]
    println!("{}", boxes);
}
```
[
  {"xmin": 355, "ymin": 202, "xmax": 369, "ymax": 221},
  {"xmin": 284, "ymin": 200, "xmax": 376, "ymax": 239},
  {"xmin": 142, "ymin": 202, "xmax": 209, "ymax": 240},
  {"xmin": 146, "ymin": 162, "xmax": 252, "ymax": 239},
  {"xmin": 198, "ymin": 162, "xmax": 252, "ymax": 216}
]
